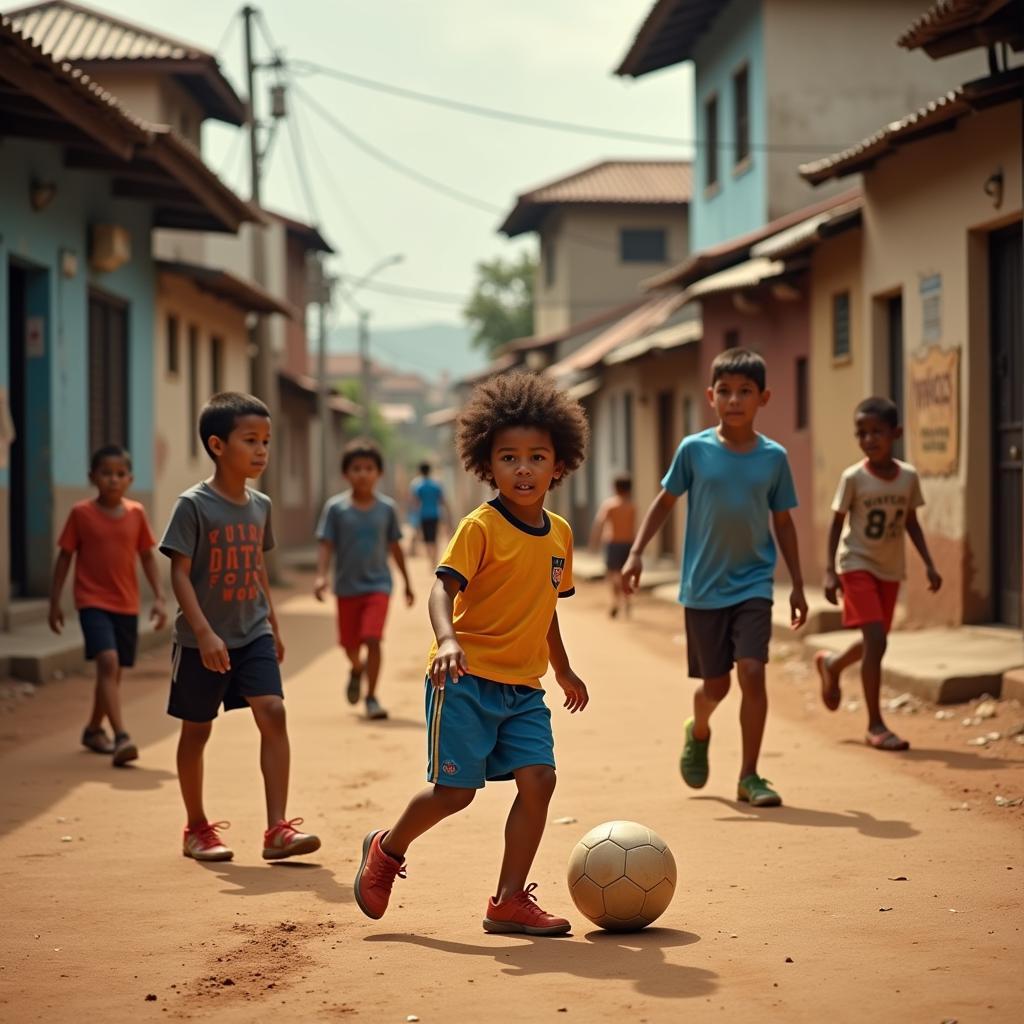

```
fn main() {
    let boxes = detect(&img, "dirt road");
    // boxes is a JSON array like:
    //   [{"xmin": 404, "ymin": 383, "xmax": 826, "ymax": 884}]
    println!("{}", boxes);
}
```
[{"xmin": 1, "ymin": 561, "xmax": 1021, "ymax": 1023}]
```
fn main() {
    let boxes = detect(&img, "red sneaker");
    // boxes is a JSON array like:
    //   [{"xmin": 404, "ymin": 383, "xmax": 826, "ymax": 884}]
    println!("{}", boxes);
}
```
[
  {"xmin": 483, "ymin": 883, "xmax": 571, "ymax": 936},
  {"xmin": 182, "ymin": 821, "xmax": 233, "ymax": 862},
  {"xmin": 354, "ymin": 829, "xmax": 406, "ymax": 920},
  {"xmin": 262, "ymin": 818, "xmax": 321, "ymax": 860}
]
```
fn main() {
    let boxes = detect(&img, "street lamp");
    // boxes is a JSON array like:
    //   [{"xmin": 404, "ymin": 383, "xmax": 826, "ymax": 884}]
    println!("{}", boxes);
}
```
[{"xmin": 338, "ymin": 254, "xmax": 404, "ymax": 434}]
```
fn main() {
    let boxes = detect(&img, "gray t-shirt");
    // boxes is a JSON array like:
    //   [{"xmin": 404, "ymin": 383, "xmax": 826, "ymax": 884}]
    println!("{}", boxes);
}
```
[
  {"xmin": 316, "ymin": 491, "xmax": 401, "ymax": 597},
  {"xmin": 159, "ymin": 481, "xmax": 275, "ymax": 648}
]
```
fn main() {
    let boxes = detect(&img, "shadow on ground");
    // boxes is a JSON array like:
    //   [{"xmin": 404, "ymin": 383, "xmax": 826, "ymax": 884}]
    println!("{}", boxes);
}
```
[
  {"xmin": 365, "ymin": 927, "xmax": 715, "ymax": 999},
  {"xmin": 838, "ymin": 739, "xmax": 1024, "ymax": 772},
  {"xmin": 196, "ymin": 859, "xmax": 353, "ymax": 904},
  {"xmin": 693, "ymin": 795, "xmax": 919, "ymax": 838}
]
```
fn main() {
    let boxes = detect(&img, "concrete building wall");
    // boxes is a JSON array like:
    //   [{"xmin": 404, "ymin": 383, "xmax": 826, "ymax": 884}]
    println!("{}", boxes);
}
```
[
  {"xmin": 859, "ymin": 99, "xmax": 1022, "ymax": 626},
  {"xmin": 153, "ymin": 272, "xmax": 250, "ymax": 538},
  {"xmin": 691, "ymin": 0, "xmax": 767, "ymax": 250},
  {"xmin": 1, "ymin": 137, "xmax": 156, "ymax": 610},
  {"xmin": 535, "ymin": 204, "xmax": 688, "ymax": 336},
  {"xmin": 762, "ymin": 0, "xmax": 985, "ymax": 223}
]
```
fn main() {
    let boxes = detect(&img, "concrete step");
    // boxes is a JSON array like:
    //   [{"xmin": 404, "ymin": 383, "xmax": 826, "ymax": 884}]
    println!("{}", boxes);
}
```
[
  {"xmin": 803, "ymin": 626, "xmax": 1024, "ymax": 704},
  {"xmin": 573, "ymin": 551, "xmax": 679, "ymax": 589},
  {"xmin": 1002, "ymin": 666, "xmax": 1024, "ymax": 703},
  {"xmin": 5, "ymin": 598, "xmax": 50, "ymax": 630},
  {"xmin": 0, "ymin": 617, "xmax": 169, "ymax": 683}
]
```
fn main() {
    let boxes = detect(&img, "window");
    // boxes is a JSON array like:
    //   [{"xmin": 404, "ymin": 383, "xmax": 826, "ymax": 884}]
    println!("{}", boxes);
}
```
[
  {"xmin": 88, "ymin": 292, "xmax": 129, "ymax": 453},
  {"xmin": 832, "ymin": 291, "xmax": 851, "ymax": 359},
  {"xmin": 620, "ymin": 228, "xmax": 667, "ymax": 263},
  {"xmin": 733, "ymin": 65, "xmax": 750, "ymax": 166},
  {"xmin": 188, "ymin": 325, "xmax": 199, "ymax": 458},
  {"xmin": 724, "ymin": 328, "xmax": 739, "ymax": 350},
  {"xmin": 544, "ymin": 241, "xmax": 556, "ymax": 288},
  {"xmin": 210, "ymin": 335, "xmax": 223, "ymax": 395},
  {"xmin": 166, "ymin": 314, "xmax": 179, "ymax": 375},
  {"xmin": 795, "ymin": 356, "xmax": 809, "ymax": 430},
  {"xmin": 704, "ymin": 93, "xmax": 719, "ymax": 188}
]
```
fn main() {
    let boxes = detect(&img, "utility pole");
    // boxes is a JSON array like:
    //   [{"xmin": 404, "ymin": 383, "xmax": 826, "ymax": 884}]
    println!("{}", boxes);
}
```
[
  {"xmin": 311, "ymin": 254, "xmax": 335, "ymax": 509},
  {"xmin": 359, "ymin": 309, "xmax": 373, "ymax": 436}
]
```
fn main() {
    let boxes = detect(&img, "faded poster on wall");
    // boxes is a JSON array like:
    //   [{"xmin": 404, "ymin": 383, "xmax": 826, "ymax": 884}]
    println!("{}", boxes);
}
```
[{"xmin": 907, "ymin": 345, "xmax": 959, "ymax": 476}]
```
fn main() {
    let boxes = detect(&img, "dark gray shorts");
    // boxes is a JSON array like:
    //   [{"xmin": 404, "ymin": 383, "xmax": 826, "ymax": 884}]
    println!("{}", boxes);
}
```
[{"xmin": 684, "ymin": 598, "xmax": 772, "ymax": 679}]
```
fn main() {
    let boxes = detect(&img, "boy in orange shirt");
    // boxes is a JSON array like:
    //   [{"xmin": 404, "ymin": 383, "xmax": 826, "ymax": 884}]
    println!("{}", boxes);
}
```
[{"xmin": 49, "ymin": 445, "xmax": 167, "ymax": 765}]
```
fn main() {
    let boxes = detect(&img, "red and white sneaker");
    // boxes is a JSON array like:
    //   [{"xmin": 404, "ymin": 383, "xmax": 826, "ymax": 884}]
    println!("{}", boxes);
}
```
[
  {"xmin": 182, "ymin": 820, "xmax": 233, "ymax": 862},
  {"xmin": 262, "ymin": 818, "xmax": 321, "ymax": 861},
  {"xmin": 483, "ymin": 883, "xmax": 571, "ymax": 936},
  {"xmin": 354, "ymin": 829, "xmax": 406, "ymax": 920}
]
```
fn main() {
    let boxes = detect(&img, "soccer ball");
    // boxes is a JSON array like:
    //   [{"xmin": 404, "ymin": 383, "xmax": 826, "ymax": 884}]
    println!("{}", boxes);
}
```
[{"xmin": 567, "ymin": 820, "xmax": 677, "ymax": 932}]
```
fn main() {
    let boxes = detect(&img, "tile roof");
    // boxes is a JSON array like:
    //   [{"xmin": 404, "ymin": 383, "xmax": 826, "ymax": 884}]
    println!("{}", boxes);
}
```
[
  {"xmin": 897, "ymin": 0, "xmax": 1024, "ymax": 55},
  {"xmin": 799, "ymin": 70, "xmax": 1022, "ymax": 185},
  {"xmin": 499, "ymin": 297, "xmax": 648, "ymax": 354},
  {"xmin": 500, "ymin": 159, "xmax": 691, "ymax": 236},
  {"xmin": 266, "ymin": 208, "xmax": 335, "ymax": 255},
  {"xmin": 6, "ymin": 0, "xmax": 245, "ymax": 124},
  {"xmin": 157, "ymin": 260, "xmax": 296, "ymax": 318},
  {"xmin": 614, "ymin": 0, "xmax": 721, "ymax": 78}
]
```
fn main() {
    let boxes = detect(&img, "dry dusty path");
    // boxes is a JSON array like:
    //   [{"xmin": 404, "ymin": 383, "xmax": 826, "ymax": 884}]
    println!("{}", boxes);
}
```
[{"xmin": 0, "ymin": 560, "xmax": 1021, "ymax": 1023}]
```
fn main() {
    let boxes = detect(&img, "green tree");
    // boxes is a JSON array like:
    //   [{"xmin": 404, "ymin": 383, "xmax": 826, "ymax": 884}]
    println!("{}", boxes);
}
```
[{"xmin": 463, "ymin": 252, "xmax": 536, "ymax": 355}]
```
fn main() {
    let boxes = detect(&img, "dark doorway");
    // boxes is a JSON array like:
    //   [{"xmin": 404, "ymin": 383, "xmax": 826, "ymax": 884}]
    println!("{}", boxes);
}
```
[
  {"xmin": 657, "ymin": 390, "xmax": 676, "ymax": 557},
  {"xmin": 990, "ymin": 223, "xmax": 1022, "ymax": 628},
  {"xmin": 887, "ymin": 294, "xmax": 905, "ymax": 459},
  {"xmin": 7, "ymin": 264, "xmax": 27, "ymax": 596},
  {"xmin": 88, "ymin": 291, "xmax": 129, "ymax": 454}
]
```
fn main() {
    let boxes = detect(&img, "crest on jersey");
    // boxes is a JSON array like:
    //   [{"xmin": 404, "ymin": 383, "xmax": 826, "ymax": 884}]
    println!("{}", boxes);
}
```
[{"xmin": 551, "ymin": 556, "xmax": 566, "ymax": 590}]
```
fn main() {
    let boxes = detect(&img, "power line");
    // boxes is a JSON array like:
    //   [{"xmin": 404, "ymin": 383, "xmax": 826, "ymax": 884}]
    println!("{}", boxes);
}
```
[
  {"xmin": 290, "ymin": 58, "xmax": 852, "ymax": 154},
  {"xmin": 341, "ymin": 277, "xmax": 468, "ymax": 305},
  {"xmin": 283, "ymin": 77, "xmax": 322, "ymax": 226},
  {"xmin": 292, "ymin": 81, "xmax": 505, "ymax": 215}
]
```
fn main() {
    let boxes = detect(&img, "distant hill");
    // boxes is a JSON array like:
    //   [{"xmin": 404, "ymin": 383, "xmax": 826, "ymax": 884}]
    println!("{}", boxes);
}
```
[{"xmin": 323, "ymin": 322, "xmax": 488, "ymax": 381}]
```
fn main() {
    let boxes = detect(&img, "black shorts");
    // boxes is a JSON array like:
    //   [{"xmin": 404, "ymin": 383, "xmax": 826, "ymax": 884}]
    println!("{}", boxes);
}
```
[
  {"xmin": 684, "ymin": 598, "xmax": 772, "ymax": 679},
  {"xmin": 420, "ymin": 517, "xmax": 440, "ymax": 543},
  {"xmin": 168, "ymin": 633, "xmax": 283, "ymax": 722},
  {"xmin": 604, "ymin": 541, "xmax": 632, "ymax": 572},
  {"xmin": 79, "ymin": 608, "xmax": 138, "ymax": 667}
]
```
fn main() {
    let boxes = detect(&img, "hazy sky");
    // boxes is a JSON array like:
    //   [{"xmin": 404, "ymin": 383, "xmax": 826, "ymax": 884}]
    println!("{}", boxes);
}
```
[{"xmin": 85, "ymin": 1, "xmax": 694, "ymax": 329}]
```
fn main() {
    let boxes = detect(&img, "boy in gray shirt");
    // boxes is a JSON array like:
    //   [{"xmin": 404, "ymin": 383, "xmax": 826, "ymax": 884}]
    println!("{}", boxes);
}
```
[
  {"xmin": 161, "ymin": 392, "xmax": 321, "ymax": 864},
  {"xmin": 314, "ymin": 439, "xmax": 414, "ymax": 721}
]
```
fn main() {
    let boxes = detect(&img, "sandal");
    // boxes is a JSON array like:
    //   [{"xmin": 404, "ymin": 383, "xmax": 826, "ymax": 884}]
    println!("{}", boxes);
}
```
[
  {"xmin": 815, "ymin": 651, "xmax": 841, "ymax": 712},
  {"xmin": 866, "ymin": 729, "xmax": 910, "ymax": 751}
]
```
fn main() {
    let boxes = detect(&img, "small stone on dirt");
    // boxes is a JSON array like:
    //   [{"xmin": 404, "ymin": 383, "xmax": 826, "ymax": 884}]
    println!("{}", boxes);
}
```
[
  {"xmin": 994, "ymin": 795, "xmax": 1023, "ymax": 807},
  {"xmin": 145, "ymin": 994, "xmax": 157, "ymax": 1002},
  {"xmin": 785, "ymin": 957, "xmax": 794, "ymax": 963},
  {"xmin": 888, "ymin": 876, "xmax": 908, "ymax": 881},
  {"xmin": 934, "ymin": 709, "xmax": 955, "ymax": 720},
  {"xmin": 966, "ymin": 737, "xmax": 989, "ymax": 747},
  {"xmin": 550, "ymin": 816, "xmax": 577, "ymax": 825},
  {"xmin": 879, "ymin": 907, "xmax": 893, "ymax": 912},
  {"xmin": 406, "ymin": 1017, "xmax": 419, "ymax": 1022},
  {"xmin": 60, "ymin": 836, "xmax": 72, "ymax": 842}
]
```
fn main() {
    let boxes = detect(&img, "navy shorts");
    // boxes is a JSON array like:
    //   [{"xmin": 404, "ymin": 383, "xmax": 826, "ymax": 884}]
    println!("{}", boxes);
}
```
[
  {"xmin": 425, "ymin": 674, "xmax": 555, "ymax": 789},
  {"xmin": 684, "ymin": 598, "xmax": 773, "ymax": 679},
  {"xmin": 420, "ymin": 517, "xmax": 440, "ymax": 543},
  {"xmin": 604, "ymin": 541, "xmax": 632, "ymax": 572},
  {"xmin": 168, "ymin": 633, "xmax": 283, "ymax": 722},
  {"xmin": 79, "ymin": 608, "xmax": 138, "ymax": 667}
]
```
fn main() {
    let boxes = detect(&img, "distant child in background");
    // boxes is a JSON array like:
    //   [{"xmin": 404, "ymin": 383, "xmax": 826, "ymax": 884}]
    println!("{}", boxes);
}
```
[
  {"xmin": 410, "ymin": 461, "xmax": 447, "ymax": 566},
  {"xmin": 354, "ymin": 373, "xmax": 590, "ymax": 936},
  {"xmin": 624, "ymin": 349, "xmax": 807, "ymax": 808},
  {"xmin": 590, "ymin": 473, "xmax": 637, "ymax": 618},
  {"xmin": 315, "ymin": 440, "xmax": 414, "ymax": 721},
  {"xmin": 817, "ymin": 397, "xmax": 941, "ymax": 751},
  {"xmin": 161, "ymin": 392, "xmax": 320, "ymax": 864},
  {"xmin": 49, "ymin": 445, "xmax": 167, "ymax": 766}
]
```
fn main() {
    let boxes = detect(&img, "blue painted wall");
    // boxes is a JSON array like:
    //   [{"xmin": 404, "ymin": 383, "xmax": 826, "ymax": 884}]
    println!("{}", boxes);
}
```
[
  {"xmin": 0, "ymin": 137, "xmax": 156, "ymax": 496},
  {"xmin": 691, "ymin": 0, "xmax": 767, "ymax": 251}
]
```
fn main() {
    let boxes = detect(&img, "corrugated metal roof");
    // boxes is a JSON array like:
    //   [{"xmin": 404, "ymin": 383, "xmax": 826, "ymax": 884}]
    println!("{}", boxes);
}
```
[
  {"xmin": 500, "ymin": 159, "xmax": 691, "ymax": 236},
  {"xmin": 500, "ymin": 297, "xmax": 648, "ymax": 355},
  {"xmin": 614, "ymin": 0, "xmax": 720, "ymax": 78},
  {"xmin": 750, "ymin": 198, "xmax": 863, "ymax": 259},
  {"xmin": 680, "ymin": 258, "xmax": 785, "ymax": 303},
  {"xmin": 798, "ymin": 70, "xmax": 1022, "ymax": 185},
  {"xmin": 898, "ymin": 0, "xmax": 1023, "ymax": 53},
  {"xmin": 6, "ymin": 1, "xmax": 245, "ymax": 124},
  {"xmin": 604, "ymin": 317, "xmax": 702, "ymax": 366},
  {"xmin": 157, "ymin": 260, "xmax": 295, "ymax": 318}
]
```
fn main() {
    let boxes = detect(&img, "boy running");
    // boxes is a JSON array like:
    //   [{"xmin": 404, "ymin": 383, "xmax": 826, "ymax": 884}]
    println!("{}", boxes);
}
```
[
  {"xmin": 817, "ymin": 397, "xmax": 942, "ymax": 750},
  {"xmin": 590, "ymin": 473, "xmax": 637, "ymax": 618},
  {"xmin": 624, "ymin": 348, "xmax": 808, "ymax": 807},
  {"xmin": 314, "ymin": 440, "xmax": 414, "ymax": 720},
  {"xmin": 161, "ymin": 392, "xmax": 320, "ymax": 863},
  {"xmin": 49, "ymin": 445, "xmax": 167, "ymax": 766},
  {"xmin": 354, "ymin": 373, "xmax": 590, "ymax": 935},
  {"xmin": 409, "ymin": 461, "xmax": 447, "ymax": 565}
]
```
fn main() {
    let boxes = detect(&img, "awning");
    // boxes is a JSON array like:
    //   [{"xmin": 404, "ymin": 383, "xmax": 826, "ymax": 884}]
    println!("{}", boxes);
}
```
[
  {"xmin": 605, "ymin": 317, "xmax": 702, "ymax": 366},
  {"xmin": 680, "ymin": 258, "xmax": 785, "ymax": 302},
  {"xmin": 567, "ymin": 376, "xmax": 603, "ymax": 400},
  {"xmin": 277, "ymin": 367, "xmax": 360, "ymax": 417},
  {"xmin": 157, "ymin": 260, "xmax": 296, "ymax": 317},
  {"xmin": 424, "ymin": 406, "xmax": 457, "ymax": 427}
]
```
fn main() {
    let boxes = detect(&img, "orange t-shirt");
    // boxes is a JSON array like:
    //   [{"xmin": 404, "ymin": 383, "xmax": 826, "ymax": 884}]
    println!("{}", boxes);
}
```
[{"xmin": 57, "ymin": 499, "xmax": 156, "ymax": 614}]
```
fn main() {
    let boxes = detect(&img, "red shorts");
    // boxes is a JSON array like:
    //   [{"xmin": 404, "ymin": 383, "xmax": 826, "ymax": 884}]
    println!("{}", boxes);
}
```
[
  {"xmin": 840, "ymin": 571, "xmax": 900, "ymax": 632},
  {"xmin": 336, "ymin": 592, "xmax": 390, "ymax": 649}
]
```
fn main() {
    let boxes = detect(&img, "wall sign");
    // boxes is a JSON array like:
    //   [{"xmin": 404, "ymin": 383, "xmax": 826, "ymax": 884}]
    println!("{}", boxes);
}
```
[
  {"xmin": 25, "ymin": 316, "xmax": 44, "ymax": 358},
  {"xmin": 908, "ymin": 345, "xmax": 959, "ymax": 476}
]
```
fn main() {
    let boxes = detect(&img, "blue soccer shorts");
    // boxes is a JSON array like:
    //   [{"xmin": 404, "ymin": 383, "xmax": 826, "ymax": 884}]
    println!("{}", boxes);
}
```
[{"xmin": 424, "ymin": 674, "xmax": 555, "ymax": 789}]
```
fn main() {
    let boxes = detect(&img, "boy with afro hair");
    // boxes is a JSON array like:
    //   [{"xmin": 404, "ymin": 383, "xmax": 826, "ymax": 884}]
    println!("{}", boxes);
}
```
[{"xmin": 355, "ymin": 372, "xmax": 591, "ymax": 935}]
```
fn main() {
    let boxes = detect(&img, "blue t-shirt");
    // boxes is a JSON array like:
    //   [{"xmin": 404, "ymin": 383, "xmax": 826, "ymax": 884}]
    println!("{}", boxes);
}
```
[
  {"xmin": 316, "ymin": 492, "xmax": 402, "ymax": 597},
  {"xmin": 662, "ymin": 428, "xmax": 797, "ymax": 609},
  {"xmin": 412, "ymin": 477, "xmax": 443, "ymax": 520}
]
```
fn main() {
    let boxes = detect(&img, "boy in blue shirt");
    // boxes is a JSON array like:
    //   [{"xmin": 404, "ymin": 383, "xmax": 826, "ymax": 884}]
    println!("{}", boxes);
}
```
[
  {"xmin": 409, "ymin": 462, "xmax": 447, "ymax": 565},
  {"xmin": 624, "ymin": 349, "xmax": 808, "ymax": 807}
]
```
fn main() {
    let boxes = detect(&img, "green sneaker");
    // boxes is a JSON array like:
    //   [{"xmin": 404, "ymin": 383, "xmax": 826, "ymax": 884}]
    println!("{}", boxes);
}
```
[
  {"xmin": 680, "ymin": 717, "xmax": 710, "ymax": 789},
  {"xmin": 737, "ymin": 774, "xmax": 782, "ymax": 807}
]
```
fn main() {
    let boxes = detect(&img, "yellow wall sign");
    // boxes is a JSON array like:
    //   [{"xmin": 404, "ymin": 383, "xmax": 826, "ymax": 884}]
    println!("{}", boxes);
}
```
[{"xmin": 908, "ymin": 345, "xmax": 960, "ymax": 476}]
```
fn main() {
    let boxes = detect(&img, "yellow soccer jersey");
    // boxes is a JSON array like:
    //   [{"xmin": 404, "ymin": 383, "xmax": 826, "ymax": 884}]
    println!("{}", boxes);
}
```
[{"xmin": 428, "ymin": 498, "xmax": 575, "ymax": 688}]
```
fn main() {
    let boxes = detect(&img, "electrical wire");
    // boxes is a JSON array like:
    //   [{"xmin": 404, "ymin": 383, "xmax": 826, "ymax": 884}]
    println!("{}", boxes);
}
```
[{"xmin": 283, "ymin": 80, "xmax": 322, "ymax": 226}]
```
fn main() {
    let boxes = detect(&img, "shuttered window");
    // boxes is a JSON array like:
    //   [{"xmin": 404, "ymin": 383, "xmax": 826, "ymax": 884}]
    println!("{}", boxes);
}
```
[{"xmin": 88, "ymin": 292, "xmax": 129, "ymax": 454}]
